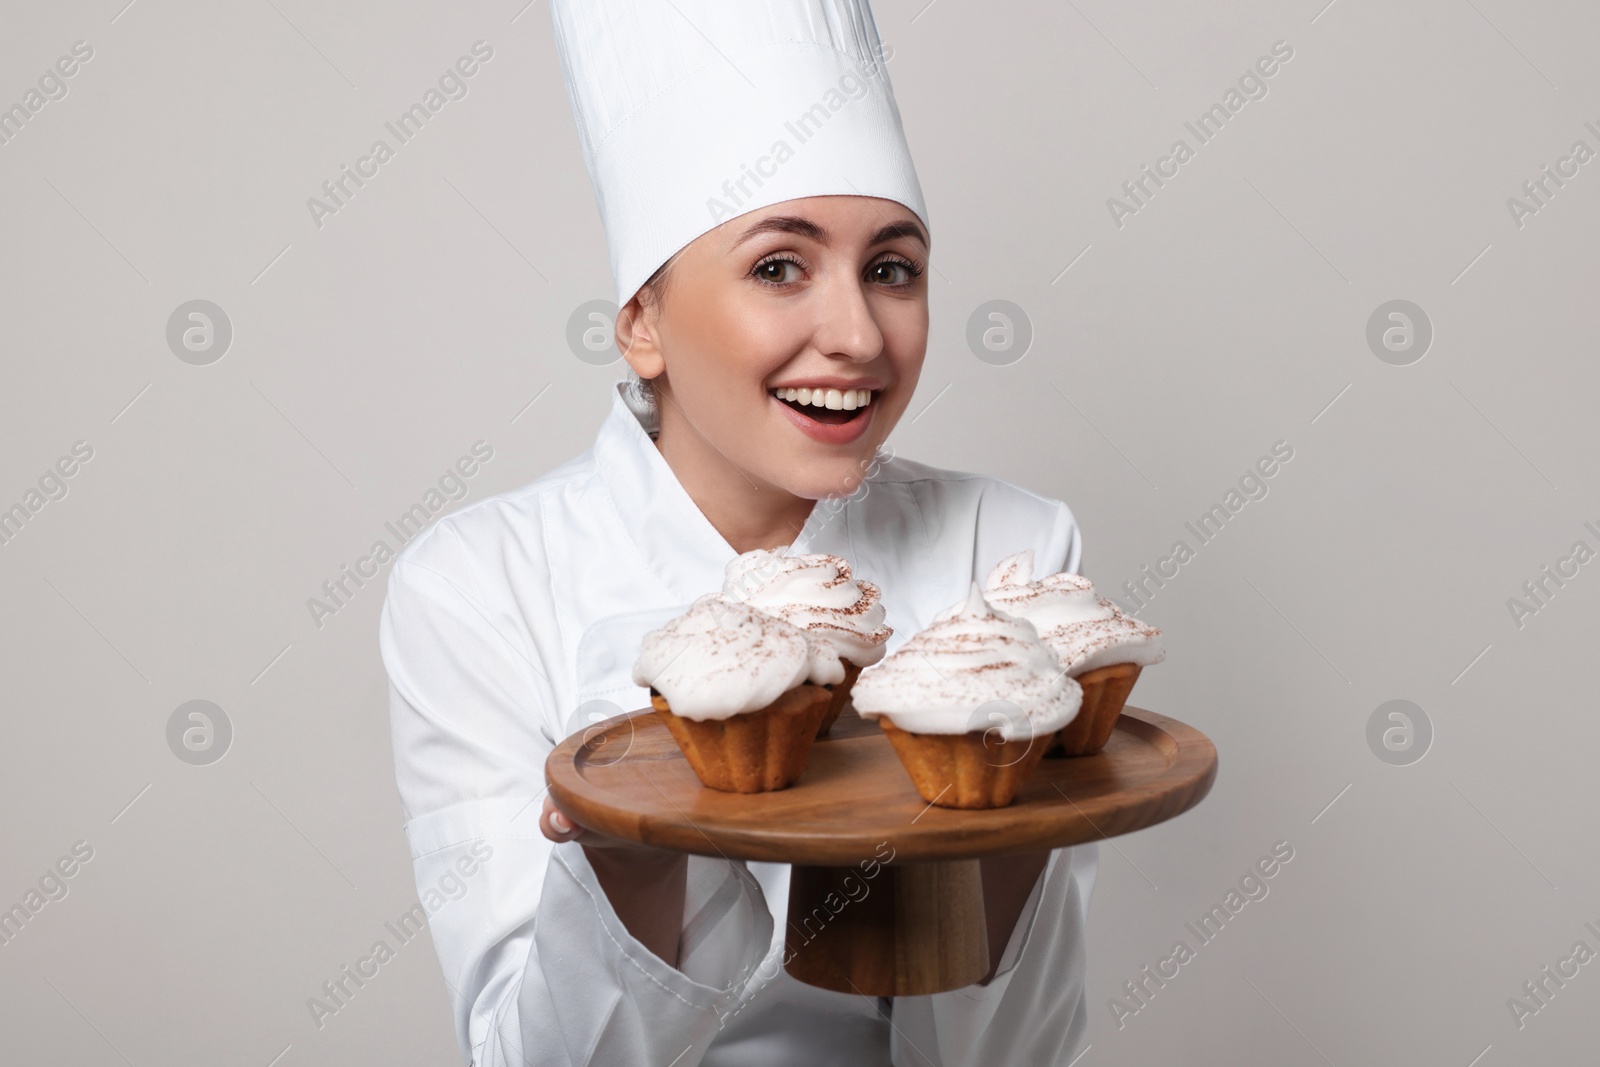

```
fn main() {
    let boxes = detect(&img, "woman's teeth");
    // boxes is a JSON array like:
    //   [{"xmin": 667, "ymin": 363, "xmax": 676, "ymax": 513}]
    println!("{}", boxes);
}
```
[{"xmin": 772, "ymin": 387, "xmax": 874, "ymax": 411}]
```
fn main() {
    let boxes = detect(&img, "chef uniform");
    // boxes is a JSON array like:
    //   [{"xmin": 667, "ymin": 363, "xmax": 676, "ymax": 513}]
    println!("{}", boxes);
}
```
[{"xmin": 380, "ymin": 3, "xmax": 1097, "ymax": 1064}]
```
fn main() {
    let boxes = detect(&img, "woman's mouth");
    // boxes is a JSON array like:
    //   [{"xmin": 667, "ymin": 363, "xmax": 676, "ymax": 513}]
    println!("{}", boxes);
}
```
[
  {"xmin": 769, "ymin": 385, "xmax": 878, "ymax": 445},
  {"xmin": 769, "ymin": 386, "xmax": 875, "ymax": 426}
]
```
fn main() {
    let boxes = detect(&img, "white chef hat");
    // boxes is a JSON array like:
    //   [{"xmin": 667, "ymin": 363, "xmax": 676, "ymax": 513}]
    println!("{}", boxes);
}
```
[{"xmin": 550, "ymin": 0, "xmax": 929, "ymax": 308}]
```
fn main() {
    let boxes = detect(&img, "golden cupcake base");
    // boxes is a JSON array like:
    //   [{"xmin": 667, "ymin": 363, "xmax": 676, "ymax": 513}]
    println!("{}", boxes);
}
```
[
  {"xmin": 878, "ymin": 719, "xmax": 1051, "ymax": 809},
  {"xmin": 1047, "ymin": 662, "xmax": 1143, "ymax": 757},
  {"xmin": 653, "ymin": 685, "xmax": 832, "ymax": 793},
  {"xmin": 816, "ymin": 660, "xmax": 864, "ymax": 737}
]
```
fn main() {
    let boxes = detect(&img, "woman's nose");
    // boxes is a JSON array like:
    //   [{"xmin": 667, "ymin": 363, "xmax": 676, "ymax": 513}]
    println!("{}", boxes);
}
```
[{"xmin": 813, "ymin": 277, "xmax": 885, "ymax": 363}]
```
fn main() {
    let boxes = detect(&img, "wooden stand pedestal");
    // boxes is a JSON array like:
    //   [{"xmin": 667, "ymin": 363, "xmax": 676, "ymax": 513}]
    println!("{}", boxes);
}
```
[
  {"xmin": 784, "ymin": 859, "xmax": 989, "ymax": 996},
  {"xmin": 546, "ymin": 705, "xmax": 1215, "ymax": 996}
]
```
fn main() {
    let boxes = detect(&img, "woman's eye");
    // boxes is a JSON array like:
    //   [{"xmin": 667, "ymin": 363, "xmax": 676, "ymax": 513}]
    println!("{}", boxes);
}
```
[
  {"xmin": 869, "ymin": 260, "xmax": 916, "ymax": 285},
  {"xmin": 754, "ymin": 258, "xmax": 801, "ymax": 284}
]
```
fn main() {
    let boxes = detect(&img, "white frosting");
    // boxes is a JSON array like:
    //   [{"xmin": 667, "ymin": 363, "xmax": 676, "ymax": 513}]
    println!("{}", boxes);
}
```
[
  {"xmin": 973, "ymin": 549, "xmax": 1165, "ymax": 674},
  {"xmin": 1041, "ymin": 616, "xmax": 1165, "ymax": 675},
  {"xmin": 852, "ymin": 583, "xmax": 1080, "ymax": 739},
  {"xmin": 633, "ymin": 594, "xmax": 844, "ymax": 721},
  {"xmin": 721, "ymin": 549, "xmax": 892, "ymax": 666}
]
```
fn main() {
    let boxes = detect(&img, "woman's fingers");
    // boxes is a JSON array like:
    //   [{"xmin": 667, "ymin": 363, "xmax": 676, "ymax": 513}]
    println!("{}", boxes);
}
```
[
  {"xmin": 540, "ymin": 795, "xmax": 586, "ymax": 844},
  {"xmin": 540, "ymin": 795, "xmax": 677, "ymax": 855}
]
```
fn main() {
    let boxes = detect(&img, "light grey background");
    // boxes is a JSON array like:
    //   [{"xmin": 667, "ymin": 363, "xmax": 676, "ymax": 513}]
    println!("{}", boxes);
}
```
[{"xmin": 2, "ymin": 1, "xmax": 1596, "ymax": 1063}]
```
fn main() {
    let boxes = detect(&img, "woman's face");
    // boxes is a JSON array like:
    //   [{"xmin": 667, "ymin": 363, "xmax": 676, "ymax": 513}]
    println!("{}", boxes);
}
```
[{"xmin": 620, "ymin": 195, "xmax": 929, "ymax": 501}]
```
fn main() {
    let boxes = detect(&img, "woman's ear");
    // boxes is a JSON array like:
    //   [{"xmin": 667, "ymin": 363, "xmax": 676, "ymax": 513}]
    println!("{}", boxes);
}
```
[{"xmin": 615, "ymin": 296, "xmax": 666, "ymax": 381}]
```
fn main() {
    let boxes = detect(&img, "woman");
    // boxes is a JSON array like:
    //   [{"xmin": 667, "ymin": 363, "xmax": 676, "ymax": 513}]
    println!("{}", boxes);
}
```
[{"xmin": 380, "ymin": 3, "xmax": 1095, "ymax": 1064}]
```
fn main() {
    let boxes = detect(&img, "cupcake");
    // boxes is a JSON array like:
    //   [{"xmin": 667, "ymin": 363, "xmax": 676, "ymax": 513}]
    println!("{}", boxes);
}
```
[
  {"xmin": 633, "ymin": 593, "xmax": 843, "ymax": 792},
  {"xmin": 721, "ymin": 549, "xmax": 892, "ymax": 736},
  {"xmin": 976, "ymin": 550, "xmax": 1164, "ymax": 756},
  {"xmin": 851, "ymin": 583, "xmax": 1081, "ymax": 809}
]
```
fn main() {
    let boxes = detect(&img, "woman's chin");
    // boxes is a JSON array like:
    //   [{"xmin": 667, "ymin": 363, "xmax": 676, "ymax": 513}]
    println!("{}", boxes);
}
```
[
  {"xmin": 773, "ymin": 456, "xmax": 882, "ymax": 503},
  {"xmin": 747, "ymin": 396, "xmax": 894, "ymax": 501}
]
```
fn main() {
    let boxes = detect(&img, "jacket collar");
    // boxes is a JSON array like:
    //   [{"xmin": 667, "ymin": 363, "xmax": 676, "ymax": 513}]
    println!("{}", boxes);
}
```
[
  {"xmin": 592, "ymin": 381, "xmax": 738, "ymax": 605},
  {"xmin": 591, "ymin": 382, "xmax": 852, "ymax": 605}
]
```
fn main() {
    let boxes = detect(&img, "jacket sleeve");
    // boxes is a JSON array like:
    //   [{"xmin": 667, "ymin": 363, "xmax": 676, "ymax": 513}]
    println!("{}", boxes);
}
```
[
  {"xmin": 888, "ymin": 495, "xmax": 1099, "ymax": 1066},
  {"xmin": 379, "ymin": 528, "xmax": 773, "ymax": 1067}
]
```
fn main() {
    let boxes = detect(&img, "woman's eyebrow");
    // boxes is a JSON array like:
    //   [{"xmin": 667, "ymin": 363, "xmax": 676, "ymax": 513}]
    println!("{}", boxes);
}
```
[
  {"xmin": 731, "ymin": 215, "xmax": 828, "ymax": 248},
  {"xmin": 867, "ymin": 220, "xmax": 927, "ymax": 249},
  {"xmin": 729, "ymin": 215, "xmax": 928, "ymax": 250}
]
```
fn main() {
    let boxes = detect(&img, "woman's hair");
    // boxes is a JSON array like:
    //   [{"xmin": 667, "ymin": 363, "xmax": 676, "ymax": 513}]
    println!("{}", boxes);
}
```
[{"xmin": 635, "ymin": 254, "xmax": 676, "ymax": 312}]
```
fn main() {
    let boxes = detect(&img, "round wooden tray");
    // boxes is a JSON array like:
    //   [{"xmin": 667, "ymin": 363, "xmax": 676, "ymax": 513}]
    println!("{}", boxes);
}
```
[
  {"xmin": 547, "ymin": 703, "xmax": 1216, "ymax": 863},
  {"xmin": 546, "ymin": 703, "xmax": 1217, "ymax": 996}
]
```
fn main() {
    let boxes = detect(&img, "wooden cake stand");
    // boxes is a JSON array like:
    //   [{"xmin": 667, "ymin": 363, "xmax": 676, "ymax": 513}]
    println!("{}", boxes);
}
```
[{"xmin": 545, "ymin": 704, "xmax": 1216, "ymax": 996}]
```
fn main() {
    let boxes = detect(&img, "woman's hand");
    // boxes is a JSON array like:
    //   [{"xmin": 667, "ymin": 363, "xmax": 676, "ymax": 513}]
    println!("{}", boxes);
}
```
[
  {"xmin": 540, "ymin": 796, "xmax": 690, "ymax": 967},
  {"xmin": 539, "ymin": 795, "xmax": 672, "ymax": 851},
  {"xmin": 539, "ymin": 794, "xmax": 594, "ymax": 845}
]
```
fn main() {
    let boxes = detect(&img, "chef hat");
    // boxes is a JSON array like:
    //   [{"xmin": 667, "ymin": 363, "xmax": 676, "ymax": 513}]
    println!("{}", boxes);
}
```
[{"xmin": 550, "ymin": 0, "xmax": 929, "ymax": 308}]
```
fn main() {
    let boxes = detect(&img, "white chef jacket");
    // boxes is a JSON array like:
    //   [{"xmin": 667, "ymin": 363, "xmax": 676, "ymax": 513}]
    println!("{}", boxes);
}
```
[{"xmin": 380, "ymin": 381, "xmax": 1098, "ymax": 1067}]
